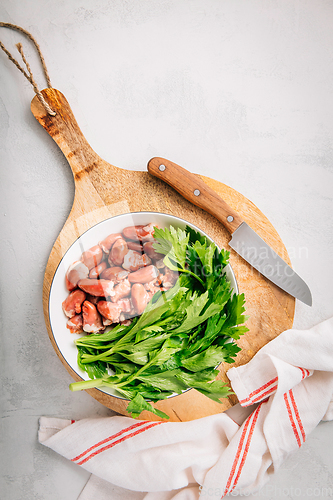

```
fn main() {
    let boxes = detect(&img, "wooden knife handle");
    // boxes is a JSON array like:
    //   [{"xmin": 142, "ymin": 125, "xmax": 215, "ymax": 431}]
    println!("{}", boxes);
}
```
[{"xmin": 147, "ymin": 157, "xmax": 243, "ymax": 234}]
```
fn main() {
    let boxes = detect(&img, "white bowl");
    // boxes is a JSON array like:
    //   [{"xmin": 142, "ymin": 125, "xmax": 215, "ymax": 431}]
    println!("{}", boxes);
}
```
[{"xmin": 49, "ymin": 212, "xmax": 238, "ymax": 398}]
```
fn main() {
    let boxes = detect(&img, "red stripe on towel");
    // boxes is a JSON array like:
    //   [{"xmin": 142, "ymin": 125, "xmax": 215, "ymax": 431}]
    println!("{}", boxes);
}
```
[
  {"xmin": 289, "ymin": 389, "xmax": 306, "ymax": 443},
  {"xmin": 223, "ymin": 412, "xmax": 252, "ymax": 495},
  {"xmin": 77, "ymin": 421, "xmax": 163, "ymax": 465},
  {"xmin": 223, "ymin": 403, "xmax": 262, "ymax": 496},
  {"xmin": 71, "ymin": 420, "xmax": 148, "ymax": 462},
  {"xmin": 284, "ymin": 392, "xmax": 301, "ymax": 447},
  {"xmin": 299, "ymin": 367, "xmax": 311, "ymax": 380},
  {"xmin": 239, "ymin": 377, "xmax": 278, "ymax": 406},
  {"xmin": 229, "ymin": 403, "xmax": 262, "ymax": 493},
  {"xmin": 251, "ymin": 385, "xmax": 278, "ymax": 403}
]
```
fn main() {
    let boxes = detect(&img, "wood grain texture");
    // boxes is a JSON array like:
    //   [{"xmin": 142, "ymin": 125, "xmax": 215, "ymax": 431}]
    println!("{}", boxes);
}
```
[
  {"xmin": 32, "ymin": 88, "xmax": 295, "ymax": 422},
  {"xmin": 147, "ymin": 157, "xmax": 243, "ymax": 233}
]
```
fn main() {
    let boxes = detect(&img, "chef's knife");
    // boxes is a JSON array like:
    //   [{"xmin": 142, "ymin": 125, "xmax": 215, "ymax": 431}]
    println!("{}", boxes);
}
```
[{"xmin": 147, "ymin": 157, "xmax": 312, "ymax": 306}]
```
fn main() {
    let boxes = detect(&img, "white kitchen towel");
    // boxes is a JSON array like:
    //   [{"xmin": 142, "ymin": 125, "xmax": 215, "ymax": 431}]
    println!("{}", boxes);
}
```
[{"xmin": 38, "ymin": 316, "xmax": 333, "ymax": 499}]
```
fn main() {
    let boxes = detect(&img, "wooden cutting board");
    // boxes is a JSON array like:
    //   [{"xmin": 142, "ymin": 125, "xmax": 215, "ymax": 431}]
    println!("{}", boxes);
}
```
[{"xmin": 32, "ymin": 88, "xmax": 295, "ymax": 422}]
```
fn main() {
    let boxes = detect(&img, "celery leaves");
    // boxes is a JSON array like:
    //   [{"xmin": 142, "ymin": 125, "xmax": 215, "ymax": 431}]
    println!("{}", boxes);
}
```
[{"xmin": 69, "ymin": 224, "xmax": 248, "ymax": 420}]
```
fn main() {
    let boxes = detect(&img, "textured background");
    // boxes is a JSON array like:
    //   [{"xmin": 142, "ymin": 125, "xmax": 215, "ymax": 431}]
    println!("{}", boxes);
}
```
[{"xmin": 1, "ymin": 1, "xmax": 333, "ymax": 499}]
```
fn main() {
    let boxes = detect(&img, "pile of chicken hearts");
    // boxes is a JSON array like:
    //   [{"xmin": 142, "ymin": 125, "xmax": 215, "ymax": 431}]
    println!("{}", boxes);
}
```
[{"xmin": 62, "ymin": 223, "xmax": 178, "ymax": 334}]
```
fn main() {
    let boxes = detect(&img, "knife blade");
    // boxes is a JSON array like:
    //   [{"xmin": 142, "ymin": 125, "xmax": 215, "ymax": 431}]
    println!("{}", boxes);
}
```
[{"xmin": 147, "ymin": 157, "xmax": 312, "ymax": 306}]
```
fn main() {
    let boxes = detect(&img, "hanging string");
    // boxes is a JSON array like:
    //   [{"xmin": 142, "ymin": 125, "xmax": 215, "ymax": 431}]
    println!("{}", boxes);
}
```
[{"xmin": 0, "ymin": 22, "xmax": 56, "ymax": 116}]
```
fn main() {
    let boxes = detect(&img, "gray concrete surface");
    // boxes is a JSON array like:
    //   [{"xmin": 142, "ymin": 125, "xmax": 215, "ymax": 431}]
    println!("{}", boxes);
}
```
[{"xmin": 1, "ymin": 1, "xmax": 333, "ymax": 498}]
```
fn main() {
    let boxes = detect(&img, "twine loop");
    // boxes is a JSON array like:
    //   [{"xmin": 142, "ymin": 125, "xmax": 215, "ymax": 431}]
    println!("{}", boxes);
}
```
[{"xmin": 0, "ymin": 22, "xmax": 56, "ymax": 116}]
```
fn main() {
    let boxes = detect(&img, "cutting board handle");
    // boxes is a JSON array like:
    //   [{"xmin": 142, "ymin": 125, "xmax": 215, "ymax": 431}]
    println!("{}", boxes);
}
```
[{"xmin": 31, "ymin": 88, "xmax": 101, "ymax": 180}]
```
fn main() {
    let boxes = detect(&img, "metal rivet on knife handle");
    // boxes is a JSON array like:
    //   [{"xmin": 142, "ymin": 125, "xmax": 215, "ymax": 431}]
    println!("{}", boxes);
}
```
[
  {"xmin": 227, "ymin": 215, "xmax": 234, "ymax": 222},
  {"xmin": 147, "ymin": 157, "xmax": 244, "ymax": 234}
]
